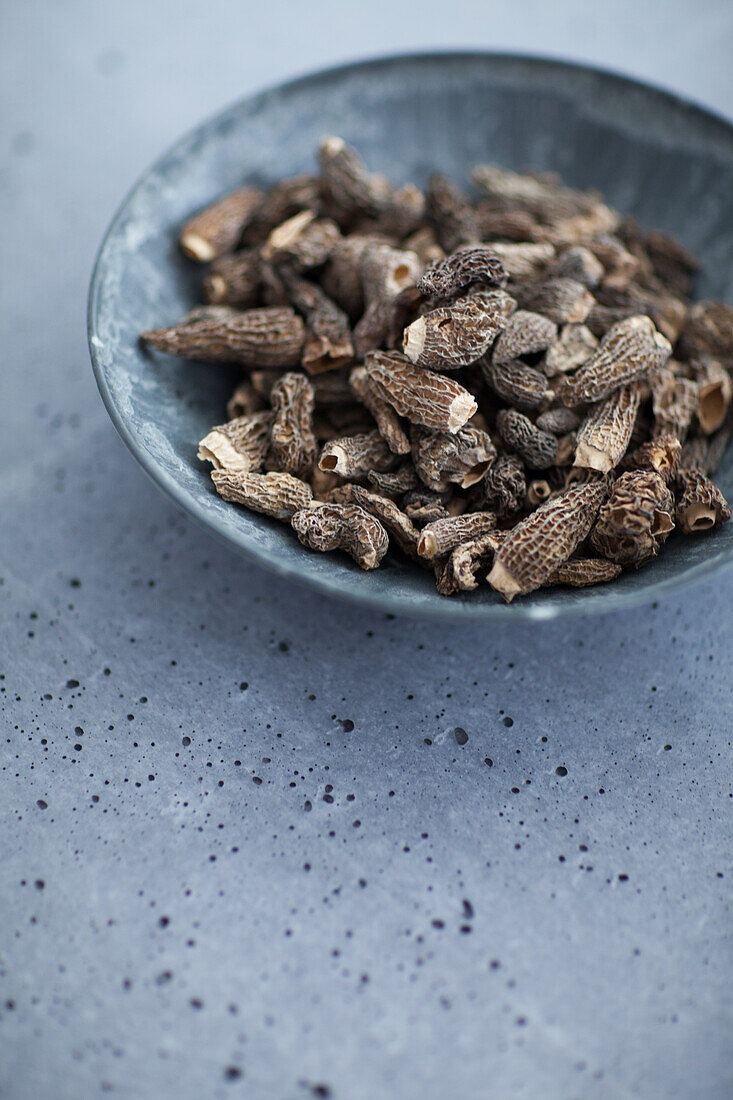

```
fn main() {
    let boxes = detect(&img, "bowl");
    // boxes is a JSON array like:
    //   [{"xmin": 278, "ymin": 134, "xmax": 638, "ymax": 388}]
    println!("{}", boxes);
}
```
[{"xmin": 87, "ymin": 51, "xmax": 733, "ymax": 622}]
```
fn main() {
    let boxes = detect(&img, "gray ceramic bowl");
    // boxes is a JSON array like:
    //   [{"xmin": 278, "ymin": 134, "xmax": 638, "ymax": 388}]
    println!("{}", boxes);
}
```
[{"xmin": 88, "ymin": 52, "xmax": 733, "ymax": 622}]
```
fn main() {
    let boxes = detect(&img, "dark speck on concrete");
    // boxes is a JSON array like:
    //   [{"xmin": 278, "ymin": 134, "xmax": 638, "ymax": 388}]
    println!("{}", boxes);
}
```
[
  {"xmin": 12, "ymin": 130, "xmax": 35, "ymax": 155},
  {"xmin": 96, "ymin": 49, "xmax": 125, "ymax": 75}
]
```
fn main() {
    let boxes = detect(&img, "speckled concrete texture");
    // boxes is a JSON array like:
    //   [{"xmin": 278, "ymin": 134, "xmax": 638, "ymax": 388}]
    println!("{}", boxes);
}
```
[{"xmin": 2, "ymin": 3, "xmax": 732, "ymax": 1099}]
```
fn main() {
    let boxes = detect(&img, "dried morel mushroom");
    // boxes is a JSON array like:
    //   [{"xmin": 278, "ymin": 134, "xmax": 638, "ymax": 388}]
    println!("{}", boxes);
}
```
[
  {"xmin": 417, "ymin": 244, "xmax": 508, "ymax": 298},
  {"xmin": 412, "ymin": 426, "xmax": 495, "ymax": 491},
  {"xmin": 180, "ymin": 187, "xmax": 263, "ymax": 262},
  {"xmin": 291, "ymin": 503, "xmax": 389, "ymax": 570},
  {"xmin": 487, "ymin": 478, "xmax": 608, "ymax": 601},
  {"xmin": 574, "ymin": 383, "xmax": 643, "ymax": 473},
  {"xmin": 402, "ymin": 290, "xmax": 515, "ymax": 370},
  {"xmin": 198, "ymin": 411, "xmax": 272, "ymax": 472},
  {"xmin": 590, "ymin": 470, "xmax": 675, "ymax": 566},
  {"xmin": 141, "ymin": 305, "xmax": 304, "ymax": 367},
  {"xmin": 675, "ymin": 469, "xmax": 731, "ymax": 533},
  {"xmin": 144, "ymin": 137, "xmax": 731, "ymax": 600},
  {"xmin": 364, "ymin": 351, "xmax": 477, "ymax": 433}
]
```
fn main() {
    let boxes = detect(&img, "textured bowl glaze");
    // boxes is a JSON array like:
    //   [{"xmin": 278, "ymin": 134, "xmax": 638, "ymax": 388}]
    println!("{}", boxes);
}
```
[{"xmin": 88, "ymin": 52, "xmax": 733, "ymax": 621}]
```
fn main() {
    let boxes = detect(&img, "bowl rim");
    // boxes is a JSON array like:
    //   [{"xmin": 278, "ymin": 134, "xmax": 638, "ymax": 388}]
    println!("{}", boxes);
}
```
[{"xmin": 87, "ymin": 48, "xmax": 733, "ymax": 624}]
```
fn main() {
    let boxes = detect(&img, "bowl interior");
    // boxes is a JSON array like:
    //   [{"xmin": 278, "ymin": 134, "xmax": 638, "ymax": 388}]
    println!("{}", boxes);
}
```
[{"xmin": 89, "ymin": 53, "xmax": 733, "ymax": 621}]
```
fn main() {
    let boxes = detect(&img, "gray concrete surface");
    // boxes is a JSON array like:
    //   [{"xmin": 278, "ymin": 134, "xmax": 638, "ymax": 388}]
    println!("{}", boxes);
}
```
[{"xmin": 1, "ymin": 2, "xmax": 732, "ymax": 1097}]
